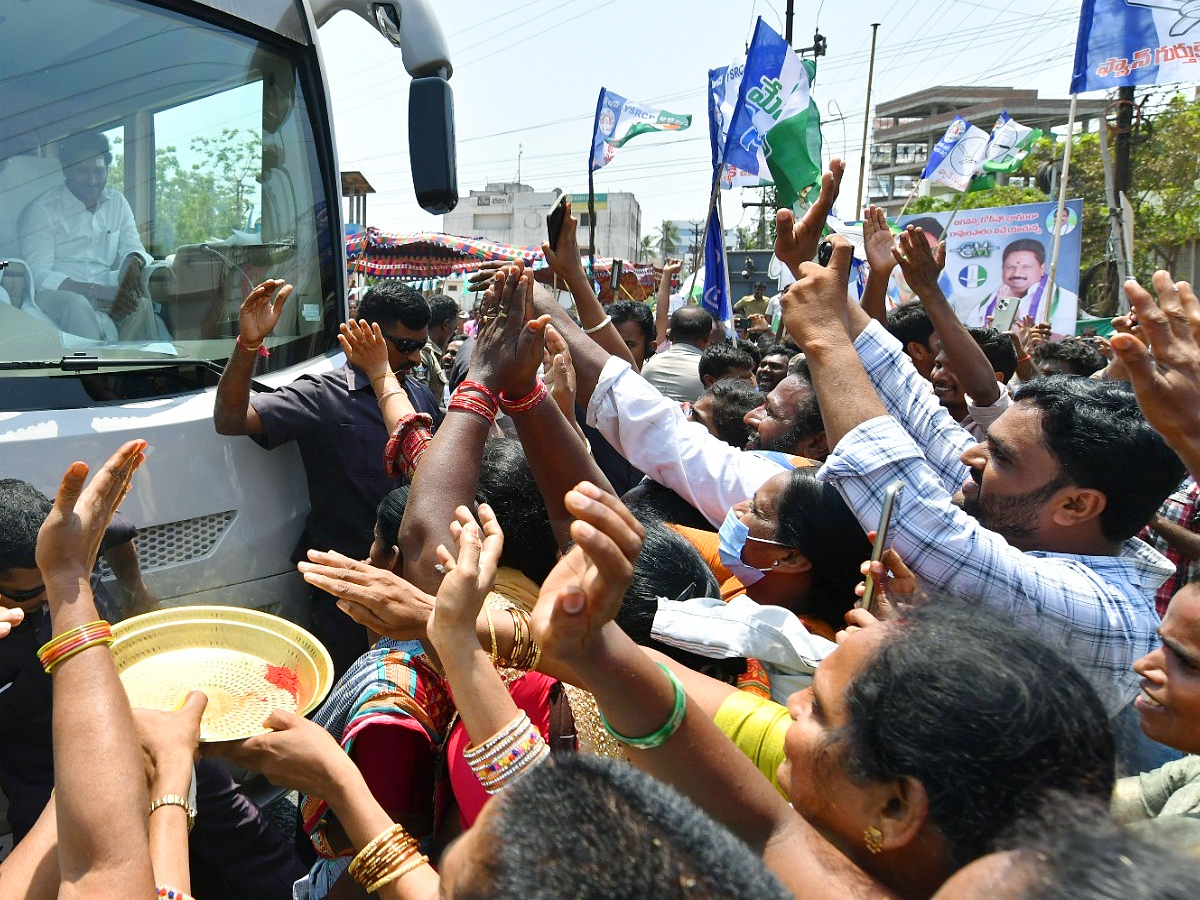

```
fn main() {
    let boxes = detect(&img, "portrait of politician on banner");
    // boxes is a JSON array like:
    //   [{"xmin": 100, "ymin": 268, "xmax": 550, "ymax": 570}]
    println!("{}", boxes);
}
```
[{"xmin": 898, "ymin": 198, "xmax": 1084, "ymax": 335}]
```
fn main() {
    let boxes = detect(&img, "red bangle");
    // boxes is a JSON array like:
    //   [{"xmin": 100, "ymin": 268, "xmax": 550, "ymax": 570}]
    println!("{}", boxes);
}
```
[
  {"xmin": 237, "ymin": 335, "xmax": 270, "ymax": 358},
  {"xmin": 1018, "ymin": 354, "xmax": 1031, "ymax": 363},
  {"xmin": 457, "ymin": 380, "xmax": 498, "ymax": 408},
  {"xmin": 499, "ymin": 378, "xmax": 547, "ymax": 414},
  {"xmin": 383, "ymin": 413, "xmax": 434, "ymax": 478},
  {"xmin": 448, "ymin": 389, "xmax": 497, "ymax": 425},
  {"xmin": 38, "ymin": 621, "xmax": 114, "ymax": 673}
]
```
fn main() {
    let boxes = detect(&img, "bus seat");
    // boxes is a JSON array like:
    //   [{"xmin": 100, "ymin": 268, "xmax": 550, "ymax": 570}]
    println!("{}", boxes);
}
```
[{"xmin": 0, "ymin": 155, "xmax": 64, "ymax": 262}]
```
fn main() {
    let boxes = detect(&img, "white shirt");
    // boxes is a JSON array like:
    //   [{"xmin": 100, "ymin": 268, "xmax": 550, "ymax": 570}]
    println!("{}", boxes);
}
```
[
  {"xmin": 586, "ymin": 355, "xmax": 787, "ymax": 527},
  {"xmin": 652, "ymin": 594, "xmax": 836, "ymax": 703},
  {"xmin": 19, "ymin": 185, "xmax": 150, "ymax": 292},
  {"xmin": 640, "ymin": 342, "xmax": 706, "ymax": 404}
]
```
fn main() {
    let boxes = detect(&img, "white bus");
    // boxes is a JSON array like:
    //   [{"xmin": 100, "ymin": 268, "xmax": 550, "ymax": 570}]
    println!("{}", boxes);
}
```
[{"xmin": 0, "ymin": 0, "xmax": 456, "ymax": 621}]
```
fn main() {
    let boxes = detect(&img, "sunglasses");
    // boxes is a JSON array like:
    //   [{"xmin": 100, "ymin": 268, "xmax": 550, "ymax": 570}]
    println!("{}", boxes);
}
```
[
  {"xmin": 2, "ymin": 584, "xmax": 46, "ymax": 604},
  {"xmin": 384, "ymin": 335, "xmax": 426, "ymax": 354}
]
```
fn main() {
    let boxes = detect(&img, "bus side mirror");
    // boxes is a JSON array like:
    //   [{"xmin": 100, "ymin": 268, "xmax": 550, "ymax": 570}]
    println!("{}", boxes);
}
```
[{"xmin": 408, "ymin": 76, "xmax": 457, "ymax": 215}]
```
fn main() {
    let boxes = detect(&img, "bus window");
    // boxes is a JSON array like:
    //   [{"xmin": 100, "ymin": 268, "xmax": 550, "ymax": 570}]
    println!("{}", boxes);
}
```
[{"xmin": 0, "ymin": 0, "xmax": 337, "ymax": 407}]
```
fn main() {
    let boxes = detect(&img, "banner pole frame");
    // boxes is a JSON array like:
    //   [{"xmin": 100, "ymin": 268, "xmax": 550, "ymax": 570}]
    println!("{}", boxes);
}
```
[{"xmin": 1045, "ymin": 94, "xmax": 1078, "ymax": 328}]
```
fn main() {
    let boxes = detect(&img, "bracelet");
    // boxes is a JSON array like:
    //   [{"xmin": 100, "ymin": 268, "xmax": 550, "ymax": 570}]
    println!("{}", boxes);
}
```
[
  {"xmin": 149, "ymin": 793, "xmax": 196, "ymax": 833},
  {"xmin": 1018, "ymin": 354, "xmax": 1031, "ymax": 363},
  {"xmin": 383, "ymin": 412, "xmax": 434, "ymax": 478},
  {"xmin": 484, "ymin": 606, "xmax": 498, "ymax": 663},
  {"xmin": 38, "ymin": 621, "xmax": 114, "ymax": 673},
  {"xmin": 157, "ymin": 888, "xmax": 197, "ymax": 900},
  {"xmin": 364, "ymin": 851, "xmax": 429, "ymax": 894},
  {"xmin": 376, "ymin": 388, "xmax": 406, "ymax": 407},
  {"xmin": 498, "ymin": 377, "xmax": 547, "ymax": 415},
  {"xmin": 348, "ymin": 823, "xmax": 422, "ymax": 890},
  {"xmin": 582, "ymin": 314, "xmax": 612, "ymax": 335},
  {"xmin": 463, "ymin": 711, "xmax": 530, "ymax": 761},
  {"xmin": 448, "ymin": 393, "xmax": 497, "ymax": 424},
  {"xmin": 236, "ymin": 335, "xmax": 270, "ymax": 358},
  {"xmin": 466, "ymin": 713, "xmax": 550, "ymax": 794},
  {"xmin": 370, "ymin": 370, "xmax": 395, "ymax": 388},
  {"xmin": 457, "ymin": 380, "xmax": 499, "ymax": 408},
  {"xmin": 598, "ymin": 662, "xmax": 687, "ymax": 750}
]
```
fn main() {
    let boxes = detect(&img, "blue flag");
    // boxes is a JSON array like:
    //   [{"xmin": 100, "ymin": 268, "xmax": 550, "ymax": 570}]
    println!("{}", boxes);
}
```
[
  {"xmin": 1072, "ymin": 0, "xmax": 1200, "ymax": 93},
  {"xmin": 590, "ymin": 88, "xmax": 691, "ymax": 171},
  {"xmin": 921, "ymin": 116, "xmax": 989, "ymax": 191},
  {"xmin": 702, "ymin": 201, "xmax": 731, "ymax": 332},
  {"xmin": 722, "ymin": 18, "xmax": 810, "ymax": 178}
]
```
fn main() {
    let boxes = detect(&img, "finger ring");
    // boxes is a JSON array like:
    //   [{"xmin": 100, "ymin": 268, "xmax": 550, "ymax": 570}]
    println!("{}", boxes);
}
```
[{"xmin": 433, "ymin": 563, "xmax": 446, "ymax": 574}]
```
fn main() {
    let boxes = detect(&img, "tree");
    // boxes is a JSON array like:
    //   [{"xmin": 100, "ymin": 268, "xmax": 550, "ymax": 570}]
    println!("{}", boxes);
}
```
[
  {"xmin": 655, "ymin": 219, "xmax": 680, "ymax": 258},
  {"xmin": 109, "ymin": 128, "xmax": 262, "ymax": 254},
  {"xmin": 639, "ymin": 234, "xmax": 656, "ymax": 262}
]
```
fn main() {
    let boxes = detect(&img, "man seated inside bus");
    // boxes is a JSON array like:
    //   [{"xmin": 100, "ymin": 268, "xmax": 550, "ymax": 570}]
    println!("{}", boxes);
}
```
[{"xmin": 18, "ymin": 130, "xmax": 169, "ymax": 342}]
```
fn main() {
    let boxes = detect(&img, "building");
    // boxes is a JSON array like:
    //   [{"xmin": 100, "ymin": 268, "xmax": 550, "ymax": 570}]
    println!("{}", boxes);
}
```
[
  {"xmin": 441, "ymin": 181, "xmax": 642, "ymax": 261},
  {"xmin": 868, "ymin": 86, "xmax": 1107, "ymax": 215}
]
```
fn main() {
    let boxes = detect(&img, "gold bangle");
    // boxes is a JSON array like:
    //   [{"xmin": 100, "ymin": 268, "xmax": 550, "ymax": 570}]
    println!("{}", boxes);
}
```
[
  {"xmin": 484, "ymin": 606, "xmax": 498, "ymax": 663},
  {"xmin": 371, "ymin": 370, "xmax": 395, "ymax": 388},
  {"xmin": 364, "ymin": 853, "xmax": 429, "ymax": 894}
]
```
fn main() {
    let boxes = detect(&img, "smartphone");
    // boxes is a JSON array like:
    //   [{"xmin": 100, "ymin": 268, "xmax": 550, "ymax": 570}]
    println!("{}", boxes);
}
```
[
  {"xmin": 991, "ymin": 296, "xmax": 1021, "ymax": 333},
  {"xmin": 817, "ymin": 239, "xmax": 854, "ymax": 280},
  {"xmin": 546, "ymin": 192, "xmax": 569, "ymax": 252},
  {"xmin": 860, "ymin": 481, "xmax": 904, "ymax": 615}
]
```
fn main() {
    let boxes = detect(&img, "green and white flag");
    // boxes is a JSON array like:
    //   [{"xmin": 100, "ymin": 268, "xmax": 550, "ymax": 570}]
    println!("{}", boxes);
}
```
[
  {"xmin": 591, "ymin": 89, "xmax": 691, "ymax": 171},
  {"xmin": 763, "ymin": 60, "xmax": 822, "ymax": 209},
  {"xmin": 981, "ymin": 112, "xmax": 1043, "ymax": 174}
]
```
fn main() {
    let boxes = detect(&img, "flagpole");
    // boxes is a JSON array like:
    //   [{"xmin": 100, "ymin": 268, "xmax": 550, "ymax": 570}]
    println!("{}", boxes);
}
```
[
  {"xmin": 895, "ymin": 178, "xmax": 921, "ymax": 220},
  {"xmin": 855, "ymin": 23, "xmax": 881, "ymax": 219},
  {"xmin": 587, "ymin": 166, "xmax": 597, "ymax": 289},
  {"xmin": 941, "ymin": 188, "xmax": 970, "ymax": 234},
  {"xmin": 1045, "ymin": 94, "xmax": 1078, "ymax": 329}
]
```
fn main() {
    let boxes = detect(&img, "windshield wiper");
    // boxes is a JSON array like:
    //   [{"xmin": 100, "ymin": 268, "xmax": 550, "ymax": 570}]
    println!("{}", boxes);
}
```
[{"xmin": 0, "ymin": 354, "xmax": 273, "ymax": 392}]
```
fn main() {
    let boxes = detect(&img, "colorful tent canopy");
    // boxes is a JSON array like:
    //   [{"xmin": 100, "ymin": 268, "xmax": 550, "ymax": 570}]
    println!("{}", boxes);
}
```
[{"xmin": 346, "ymin": 228, "xmax": 659, "ymax": 302}]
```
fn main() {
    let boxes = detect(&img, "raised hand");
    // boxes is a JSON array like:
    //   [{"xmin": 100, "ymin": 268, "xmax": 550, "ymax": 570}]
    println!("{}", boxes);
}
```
[
  {"xmin": 774, "ymin": 158, "xmax": 846, "ymax": 277},
  {"xmin": 468, "ymin": 261, "xmax": 551, "ymax": 397},
  {"xmin": 862, "ymin": 206, "xmax": 897, "ymax": 274},
  {"xmin": 779, "ymin": 234, "xmax": 855, "ymax": 351},
  {"xmin": 427, "ymin": 505, "xmax": 504, "ymax": 652},
  {"xmin": 298, "ymin": 550, "xmax": 435, "ymax": 640},
  {"xmin": 1111, "ymin": 272, "xmax": 1200, "ymax": 476},
  {"xmin": 854, "ymin": 545, "xmax": 920, "ymax": 618},
  {"xmin": 238, "ymin": 279, "xmax": 293, "ymax": 345},
  {"xmin": 891, "ymin": 226, "xmax": 946, "ymax": 301},
  {"xmin": 36, "ymin": 440, "xmax": 146, "ymax": 589},
  {"xmin": 337, "ymin": 319, "xmax": 391, "ymax": 380},
  {"xmin": 541, "ymin": 199, "xmax": 585, "ymax": 283},
  {"xmin": 542, "ymin": 324, "xmax": 577, "ymax": 416},
  {"xmin": 530, "ymin": 482, "xmax": 644, "ymax": 680}
]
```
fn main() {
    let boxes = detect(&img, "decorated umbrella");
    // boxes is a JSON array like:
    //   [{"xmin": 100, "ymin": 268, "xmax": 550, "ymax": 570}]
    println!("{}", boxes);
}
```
[{"xmin": 347, "ymin": 229, "xmax": 660, "ymax": 302}]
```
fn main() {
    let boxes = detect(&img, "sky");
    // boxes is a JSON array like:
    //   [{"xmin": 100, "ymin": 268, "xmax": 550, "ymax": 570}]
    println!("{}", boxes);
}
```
[{"xmin": 318, "ymin": 0, "xmax": 1087, "ymax": 242}]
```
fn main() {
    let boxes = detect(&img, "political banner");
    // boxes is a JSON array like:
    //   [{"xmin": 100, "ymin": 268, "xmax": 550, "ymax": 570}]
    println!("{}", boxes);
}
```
[
  {"xmin": 982, "ymin": 112, "xmax": 1043, "ymax": 173},
  {"xmin": 1072, "ymin": 0, "xmax": 1200, "ymax": 93},
  {"xmin": 590, "ymin": 88, "xmax": 691, "ymax": 172},
  {"xmin": 921, "ymin": 117, "xmax": 989, "ymax": 191},
  {"xmin": 709, "ymin": 63, "xmax": 769, "ymax": 189},
  {"xmin": 722, "ymin": 19, "xmax": 811, "ymax": 180},
  {"xmin": 896, "ymin": 199, "xmax": 1084, "ymax": 336},
  {"xmin": 702, "ymin": 200, "xmax": 733, "ymax": 332}
]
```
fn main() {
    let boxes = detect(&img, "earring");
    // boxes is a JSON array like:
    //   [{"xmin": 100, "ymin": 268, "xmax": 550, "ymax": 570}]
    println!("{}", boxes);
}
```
[
  {"xmin": 863, "ymin": 826, "xmax": 884, "ymax": 855},
  {"xmin": 772, "ymin": 560, "xmax": 780, "ymax": 567}
]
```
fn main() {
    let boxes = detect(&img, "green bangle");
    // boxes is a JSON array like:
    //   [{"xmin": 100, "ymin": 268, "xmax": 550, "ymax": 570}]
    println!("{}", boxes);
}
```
[{"xmin": 598, "ymin": 663, "xmax": 687, "ymax": 750}]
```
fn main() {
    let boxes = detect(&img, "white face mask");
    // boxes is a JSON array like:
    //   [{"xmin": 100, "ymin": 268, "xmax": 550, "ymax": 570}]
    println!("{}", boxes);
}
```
[{"xmin": 717, "ymin": 507, "xmax": 774, "ymax": 586}]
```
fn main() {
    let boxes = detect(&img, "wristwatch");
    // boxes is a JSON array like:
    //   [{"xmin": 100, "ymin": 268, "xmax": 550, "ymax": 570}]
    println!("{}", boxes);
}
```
[{"xmin": 149, "ymin": 793, "xmax": 197, "ymax": 833}]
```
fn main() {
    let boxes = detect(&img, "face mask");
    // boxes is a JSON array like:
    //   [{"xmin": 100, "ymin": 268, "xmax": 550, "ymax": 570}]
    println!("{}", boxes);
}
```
[{"xmin": 717, "ymin": 508, "xmax": 774, "ymax": 586}]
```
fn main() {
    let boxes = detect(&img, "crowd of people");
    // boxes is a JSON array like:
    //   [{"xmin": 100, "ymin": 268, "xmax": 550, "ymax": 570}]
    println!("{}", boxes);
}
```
[{"xmin": 3, "ymin": 157, "xmax": 1200, "ymax": 900}]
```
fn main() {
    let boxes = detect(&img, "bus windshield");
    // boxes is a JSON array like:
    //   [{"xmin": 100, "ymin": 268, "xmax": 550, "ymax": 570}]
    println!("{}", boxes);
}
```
[{"xmin": 0, "ymin": 0, "xmax": 337, "ymax": 406}]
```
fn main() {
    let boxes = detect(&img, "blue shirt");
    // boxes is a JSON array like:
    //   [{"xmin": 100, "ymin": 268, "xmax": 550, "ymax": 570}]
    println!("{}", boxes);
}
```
[{"xmin": 252, "ymin": 362, "xmax": 441, "ymax": 560}]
